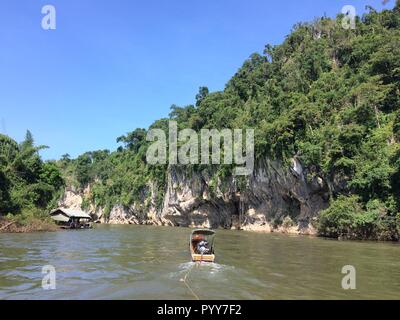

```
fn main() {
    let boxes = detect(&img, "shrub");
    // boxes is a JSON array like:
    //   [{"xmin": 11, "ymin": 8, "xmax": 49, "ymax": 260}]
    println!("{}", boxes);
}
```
[
  {"xmin": 282, "ymin": 216, "xmax": 295, "ymax": 228},
  {"xmin": 318, "ymin": 196, "xmax": 400, "ymax": 240},
  {"xmin": 317, "ymin": 196, "xmax": 362, "ymax": 239}
]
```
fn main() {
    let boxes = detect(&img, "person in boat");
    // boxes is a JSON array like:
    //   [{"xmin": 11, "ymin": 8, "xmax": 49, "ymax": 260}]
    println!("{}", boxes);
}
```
[{"xmin": 197, "ymin": 239, "xmax": 210, "ymax": 255}]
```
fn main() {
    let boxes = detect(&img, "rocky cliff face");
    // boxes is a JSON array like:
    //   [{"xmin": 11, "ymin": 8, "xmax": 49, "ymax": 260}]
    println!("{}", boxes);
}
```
[{"xmin": 59, "ymin": 158, "xmax": 330, "ymax": 234}]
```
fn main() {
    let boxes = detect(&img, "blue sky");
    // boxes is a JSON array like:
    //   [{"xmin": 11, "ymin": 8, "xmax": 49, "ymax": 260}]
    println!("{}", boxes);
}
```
[{"xmin": 0, "ymin": 0, "xmax": 394, "ymax": 160}]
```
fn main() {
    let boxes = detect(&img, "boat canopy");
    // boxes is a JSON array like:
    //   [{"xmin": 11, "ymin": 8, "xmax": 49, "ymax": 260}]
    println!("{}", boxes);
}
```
[
  {"xmin": 191, "ymin": 229, "xmax": 215, "ymax": 236},
  {"xmin": 190, "ymin": 228, "xmax": 215, "ymax": 252}
]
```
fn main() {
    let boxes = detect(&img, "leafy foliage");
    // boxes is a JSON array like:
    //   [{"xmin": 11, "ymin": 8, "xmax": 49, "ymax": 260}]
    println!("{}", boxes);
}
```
[
  {"xmin": 0, "ymin": 132, "xmax": 65, "ymax": 216},
  {"xmin": 318, "ymin": 196, "xmax": 399, "ymax": 240},
  {"xmin": 57, "ymin": 5, "xmax": 400, "ymax": 239}
]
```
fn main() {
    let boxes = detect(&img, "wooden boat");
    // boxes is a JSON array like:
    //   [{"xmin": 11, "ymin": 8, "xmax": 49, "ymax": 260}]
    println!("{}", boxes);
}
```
[{"xmin": 189, "ymin": 229, "xmax": 215, "ymax": 262}]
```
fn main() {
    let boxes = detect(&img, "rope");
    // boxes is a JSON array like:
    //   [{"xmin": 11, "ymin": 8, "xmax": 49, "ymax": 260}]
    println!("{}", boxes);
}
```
[{"xmin": 180, "ymin": 262, "xmax": 200, "ymax": 300}]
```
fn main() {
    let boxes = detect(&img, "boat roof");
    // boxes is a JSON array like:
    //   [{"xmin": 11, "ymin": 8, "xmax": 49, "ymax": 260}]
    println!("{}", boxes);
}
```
[
  {"xmin": 191, "ymin": 228, "xmax": 215, "ymax": 236},
  {"xmin": 50, "ymin": 208, "xmax": 92, "ymax": 219}
]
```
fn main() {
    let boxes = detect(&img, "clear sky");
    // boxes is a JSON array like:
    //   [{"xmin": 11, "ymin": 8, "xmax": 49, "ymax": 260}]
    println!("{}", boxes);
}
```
[{"xmin": 0, "ymin": 0, "xmax": 394, "ymax": 160}]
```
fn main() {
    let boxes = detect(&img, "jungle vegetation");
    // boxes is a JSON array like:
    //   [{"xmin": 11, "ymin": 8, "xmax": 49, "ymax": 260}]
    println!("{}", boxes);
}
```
[
  {"xmin": 1, "ymin": 4, "xmax": 399, "ymax": 239},
  {"xmin": 0, "ymin": 131, "xmax": 64, "ymax": 228}
]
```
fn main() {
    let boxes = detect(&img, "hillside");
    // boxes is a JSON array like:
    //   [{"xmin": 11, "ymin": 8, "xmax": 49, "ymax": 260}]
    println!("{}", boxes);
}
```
[{"xmin": 1, "ymin": 4, "xmax": 400, "ymax": 239}]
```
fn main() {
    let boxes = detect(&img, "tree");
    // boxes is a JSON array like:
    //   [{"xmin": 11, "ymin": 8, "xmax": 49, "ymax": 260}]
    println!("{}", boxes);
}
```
[
  {"xmin": 61, "ymin": 153, "xmax": 71, "ymax": 162},
  {"xmin": 195, "ymin": 87, "xmax": 209, "ymax": 107},
  {"xmin": 40, "ymin": 162, "xmax": 64, "ymax": 191},
  {"xmin": 117, "ymin": 128, "xmax": 147, "ymax": 153},
  {"xmin": 0, "ymin": 169, "xmax": 12, "ymax": 214},
  {"xmin": 0, "ymin": 132, "xmax": 64, "ymax": 215},
  {"xmin": 394, "ymin": 110, "xmax": 400, "ymax": 141},
  {"xmin": 20, "ymin": 130, "xmax": 34, "ymax": 152},
  {"xmin": 75, "ymin": 153, "xmax": 93, "ymax": 187}
]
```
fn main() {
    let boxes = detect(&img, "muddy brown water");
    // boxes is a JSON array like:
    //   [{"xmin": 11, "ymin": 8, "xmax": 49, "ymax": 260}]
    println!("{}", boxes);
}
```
[{"xmin": 0, "ymin": 225, "xmax": 399, "ymax": 299}]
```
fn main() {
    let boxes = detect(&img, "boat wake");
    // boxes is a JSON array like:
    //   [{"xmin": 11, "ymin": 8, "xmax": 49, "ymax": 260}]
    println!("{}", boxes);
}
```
[
  {"xmin": 179, "ymin": 261, "xmax": 234, "ymax": 273},
  {"xmin": 167, "ymin": 261, "xmax": 235, "ymax": 281}
]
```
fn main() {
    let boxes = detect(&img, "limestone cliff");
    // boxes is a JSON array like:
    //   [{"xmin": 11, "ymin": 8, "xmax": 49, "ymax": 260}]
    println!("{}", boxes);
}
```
[{"xmin": 59, "ymin": 158, "xmax": 331, "ymax": 234}]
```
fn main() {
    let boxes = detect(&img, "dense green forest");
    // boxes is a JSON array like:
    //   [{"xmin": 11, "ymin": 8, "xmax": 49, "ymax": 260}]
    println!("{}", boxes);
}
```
[
  {"xmin": 1, "ymin": 4, "xmax": 400, "ymax": 239},
  {"xmin": 0, "ymin": 131, "xmax": 64, "ymax": 227}
]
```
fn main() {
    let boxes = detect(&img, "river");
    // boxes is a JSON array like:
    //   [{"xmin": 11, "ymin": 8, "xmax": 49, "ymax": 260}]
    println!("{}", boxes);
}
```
[{"xmin": 0, "ymin": 225, "xmax": 399, "ymax": 299}]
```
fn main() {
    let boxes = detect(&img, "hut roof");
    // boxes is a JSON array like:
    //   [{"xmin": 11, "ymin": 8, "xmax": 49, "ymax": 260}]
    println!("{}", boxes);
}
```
[{"xmin": 50, "ymin": 208, "xmax": 92, "ymax": 220}]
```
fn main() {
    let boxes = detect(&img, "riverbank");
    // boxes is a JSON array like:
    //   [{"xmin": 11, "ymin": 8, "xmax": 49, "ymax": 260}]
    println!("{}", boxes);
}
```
[
  {"xmin": 100, "ymin": 217, "xmax": 319, "ymax": 236},
  {"xmin": 238, "ymin": 222, "xmax": 317, "ymax": 236},
  {"xmin": 0, "ymin": 217, "xmax": 58, "ymax": 233},
  {"xmin": 1, "ymin": 218, "xmax": 399, "ymax": 243},
  {"xmin": 0, "ymin": 216, "xmax": 316, "ymax": 236}
]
